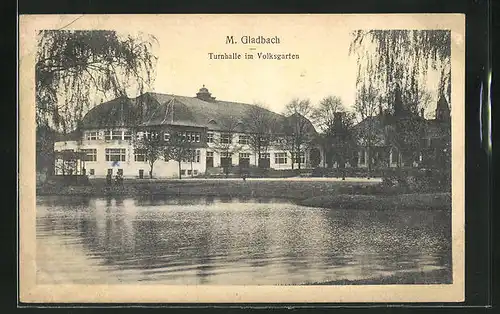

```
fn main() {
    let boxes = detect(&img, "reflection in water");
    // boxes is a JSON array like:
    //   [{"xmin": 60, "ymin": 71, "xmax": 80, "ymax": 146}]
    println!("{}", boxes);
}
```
[{"xmin": 36, "ymin": 196, "xmax": 451, "ymax": 285}]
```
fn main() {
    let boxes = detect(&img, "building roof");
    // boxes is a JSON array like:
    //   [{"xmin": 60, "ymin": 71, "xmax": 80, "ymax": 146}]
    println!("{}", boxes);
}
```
[
  {"xmin": 80, "ymin": 88, "xmax": 297, "ymax": 133},
  {"xmin": 353, "ymin": 113, "xmax": 450, "ymax": 147},
  {"xmin": 54, "ymin": 129, "xmax": 81, "ymax": 142},
  {"xmin": 353, "ymin": 115, "xmax": 388, "ymax": 146}
]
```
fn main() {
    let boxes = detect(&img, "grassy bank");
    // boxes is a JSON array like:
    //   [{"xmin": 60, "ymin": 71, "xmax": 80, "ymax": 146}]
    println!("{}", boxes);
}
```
[
  {"xmin": 37, "ymin": 178, "xmax": 382, "ymax": 199},
  {"xmin": 37, "ymin": 178, "xmax": 451, "ymax": 210},
  {"xmin": 299, "ymin": 192, "xmax": 451, "ymax": 211}
]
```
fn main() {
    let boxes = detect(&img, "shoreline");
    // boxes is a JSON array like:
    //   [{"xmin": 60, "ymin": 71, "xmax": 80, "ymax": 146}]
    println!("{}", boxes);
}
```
[
  {"xmin": 37, "ymin": 179, "xmax": 451, "ymax": 211},
  {"xmin": 301, "ymin": 268, "xmax": 452, "ymax": 285}
]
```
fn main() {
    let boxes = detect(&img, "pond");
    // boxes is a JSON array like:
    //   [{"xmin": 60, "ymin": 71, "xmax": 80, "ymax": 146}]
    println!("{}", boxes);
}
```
[{"xmin": 36, "ymin": 195, "xmax": 451, "ymax": 285}]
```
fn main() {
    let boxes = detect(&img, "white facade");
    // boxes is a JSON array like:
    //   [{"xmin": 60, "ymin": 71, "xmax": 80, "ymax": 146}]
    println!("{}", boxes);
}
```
[{"xmin": 54, "ymin": 128, "xmax": 321, "ymax": 178}]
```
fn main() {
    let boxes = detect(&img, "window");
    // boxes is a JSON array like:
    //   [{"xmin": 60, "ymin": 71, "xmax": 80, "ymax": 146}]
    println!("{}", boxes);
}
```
[
  {"xmin": 164, "ymin": 132, "xmax": 171, "ymax": 142},
  {"xmin": 89, "ymin": 169, "xmax": 95, "ymax": 175},
  {"xmin": 187, "ymin": 170, "xmax": 192, "ymax": 175},
  {"xmin": 193, "ymin": 170, "xmax": 198, "ymax": 175},
  {"xmin": 117, "ymin": 169, "xmax": 123, "ymax": 176},
  {"xmin": 238, "ymin": 135, "xmax": 249, "ymax": 145},
  {"xmin": 181, "ymin": 170, "xmax": 186, "ymax": 175},
  {"xmin": 391, "ymin": 148, "xmax": 400, "ymax": 164},
  {"xmin": 104, "ymin": 130, "xmax": 123, "ymax": 140},
  {"xmin": 259, "ymin": 153, "xmax": 270, "ymax": 159},
  {"xmin": 107, "ymin": 169, "xmax": 113, "ymax": 175},
  {"xmin": 105, "ymin": 148, "xmax": 126, "ymax": 162},
  {"xmin": 260, "ymin": 136, "xmax": 270, "ymax": 146},
  {"xmin": 207, "ymin": 132, "xmax": 214, "ymax": 143},
  {"xmin": 136, "ymin": 131, "xmax": 144, "ymax": 140},
  {"xmin": 123, "ymin": 131, "xmax": 132, "ymax": 141},
  {"xmin": 185, "ymin": 131, "xmax": 201, "ymax": 143},
  {"xmin": 220, "ymin": 152, "xmax": 232, "ymax": 158},
  {"xmin": 291, "ymin": 152, "xmax": 305, "ymax": 164},
  {"xmin": 239, "ymin": 153, "xmax": 250, "ymax": 167},
  {"xmin": 86, "ymin": 131, "xmax": 98, "ymax": 140},
  {"xmin": 359, "ymin": 149, "xmax": 366, "ymax": 164},
  {"xmin": 144, "ymin": 131, "xmax": 159, "ymax": 140},
  {"xmin": 274, "ymin": 137, "xmax": 287, "ymax": 145},
  {"xmin": 134, "ymin": 149, "xmax": 146, "ymax": 162},
  {"xmin": 192, "ymin": 149, "xmax": 201, "ymax": 163},
  {"xmin": 206, "ymin": 151, "xmax": 214, "ymax": 167},
  {"xmin": 182, "ymin": 149, "xmax": 201, "ymax": 163},
  {"xmin": 80, "ymin": 149, "xmax": 97, "ymax": 162},
  {"xmin": 221, "ymin": 133, "xmax": 232, "ymax": 144},
  {"xmin": 274, "ymin": 153, "xmax": 288, "ymax": 164}
]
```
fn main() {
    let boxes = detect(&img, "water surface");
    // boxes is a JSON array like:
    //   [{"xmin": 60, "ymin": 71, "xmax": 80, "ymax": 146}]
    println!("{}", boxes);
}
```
[{"xmin": 36, "ymin": 195, "xmax": 451, "ymax": 285}]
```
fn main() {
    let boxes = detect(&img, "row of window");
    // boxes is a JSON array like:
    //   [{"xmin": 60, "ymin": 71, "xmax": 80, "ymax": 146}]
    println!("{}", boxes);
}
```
[
  {"xmin": 206, "ymin": 133, "xmax": 265, "ymax": 145},
  {"xmin": 85, "ymin": 130, "xmax": 283, "ymax": 147},
  {"xmin": 73, "ymin": 148, "xmax": 304, "ymax": 165},
  {"xmin": 86, "ymin": 130, "xmax": 202, "ymax": 143},
  {"xmin": 86, "ymin": 130, "xmax": 132, "ymax": 141}
]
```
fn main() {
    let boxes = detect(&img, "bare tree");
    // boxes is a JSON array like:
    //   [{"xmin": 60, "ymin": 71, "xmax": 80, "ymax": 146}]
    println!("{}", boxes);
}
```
[
  {"xmin": 353, "ymin": 79, "xmax": 380, "ymax": 178},
  {"xmin": 211, "ymin": 116, "xmax": 243, "ymax": 176},
  {"xmin": 242, "ymin": 104, "xmax": 277, "ymax": 168},
  {"xmin": 326, "ymin": 112, "xmax": 358, "ymax": 180},
  {"xmin": 133, "ymin": 130, "xmax": 164, "ymax": 178},
  {"xmin": 311, "ymin": 96, "xmax": 349, "ymax": 169},
  {"xmin": 311, "ymin": 96, "xmax": 346, "ymax": 133},
  {"xmin": 283, "ymin": 98, "xmax": 314, "ymax": 170},
  {"xmin": 164, "ymin": 133, "xmax": 192, "ymax": 179}
]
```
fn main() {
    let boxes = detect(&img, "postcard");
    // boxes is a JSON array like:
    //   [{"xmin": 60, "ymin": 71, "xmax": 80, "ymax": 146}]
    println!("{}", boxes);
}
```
[{"xmin": 19, "ymin": 13, "xmax": 465, "ymax": 303}]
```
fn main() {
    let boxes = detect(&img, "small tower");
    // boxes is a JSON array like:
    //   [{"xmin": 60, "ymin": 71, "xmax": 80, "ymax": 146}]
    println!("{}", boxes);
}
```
[
  {"xmin": 435, "ymin": 92, "xmax": 451, "ymax": 122},
  {"xmin": 196, "ymin": 85, "xmax": 216, "ymax": 102}
]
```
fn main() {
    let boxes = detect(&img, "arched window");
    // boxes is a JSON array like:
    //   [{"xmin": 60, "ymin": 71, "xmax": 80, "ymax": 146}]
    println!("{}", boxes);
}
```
[{"xmin": 390, "ymin": 147, "xmax": 400, "ymax": 166}]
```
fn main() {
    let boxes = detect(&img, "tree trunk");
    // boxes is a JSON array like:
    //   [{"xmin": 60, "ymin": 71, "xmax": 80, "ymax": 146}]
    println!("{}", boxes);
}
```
[
  {"xmin": 149, "ymin": 161, "xmax": 154, "ymax": 179},
  {"xmin": 340, "ymin": 156, "xmax": 346, "ymax": 180},
  {"xmin": 367, "ymin": 145, "xmax": 371, "ymax": 179},
  {"xmin": 297, "ymin": 149, "xmax": 301, "ymax": 170},
  {"xmin": 178, "ymin": 160, "xmax": 182, "ymax": 179}
]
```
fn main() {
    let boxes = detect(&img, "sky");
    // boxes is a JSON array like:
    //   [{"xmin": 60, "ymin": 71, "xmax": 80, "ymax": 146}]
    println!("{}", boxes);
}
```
[
  {"xmin": 24, "ymin": 14, "xmax": 461, "ymax": 119},
  {"xmin": 142, "ymin": 18, "xmax": 359, "ymax": 115}
]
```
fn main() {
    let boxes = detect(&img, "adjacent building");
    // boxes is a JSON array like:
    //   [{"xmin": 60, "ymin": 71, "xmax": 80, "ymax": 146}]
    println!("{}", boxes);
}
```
[{"xmin": 352, "ymin": 86, "xmax": 451, "ymax": 170}]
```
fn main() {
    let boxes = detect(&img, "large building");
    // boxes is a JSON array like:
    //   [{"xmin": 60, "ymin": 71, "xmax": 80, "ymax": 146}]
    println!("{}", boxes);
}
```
[{"xmin": 53, "ymin": 86, "xmax": 322, "ymax": 178}]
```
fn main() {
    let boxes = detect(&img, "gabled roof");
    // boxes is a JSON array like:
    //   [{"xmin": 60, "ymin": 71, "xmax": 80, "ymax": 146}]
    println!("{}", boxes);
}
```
[{"xmin": 80, "ymin": 91, "xmax": 292, "ymax": 133}]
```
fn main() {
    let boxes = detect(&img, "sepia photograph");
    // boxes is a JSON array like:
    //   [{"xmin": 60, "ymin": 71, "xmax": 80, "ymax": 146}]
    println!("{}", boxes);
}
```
[{"xmin": 19, "ymin": 14, "xmax": 465, "ymax": 303}]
